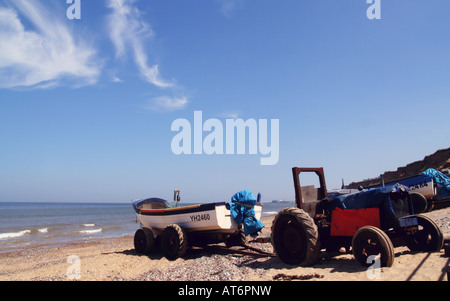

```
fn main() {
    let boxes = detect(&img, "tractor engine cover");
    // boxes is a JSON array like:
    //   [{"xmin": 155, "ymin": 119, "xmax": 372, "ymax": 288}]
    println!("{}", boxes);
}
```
[
  {"xmin": 330, "ymin": 207, "xmax": 380, "ymax": 237},
  {"xmin": 325, "ymin": 184, "xmax": 413, "ymax": 236}
]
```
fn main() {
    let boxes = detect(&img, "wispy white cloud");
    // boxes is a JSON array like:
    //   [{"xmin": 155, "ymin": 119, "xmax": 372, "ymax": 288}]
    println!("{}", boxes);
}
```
[
  {"xmin": 216, "ymin": 0, "xmax": 245, "ymax": 18},
  {"xmin": 145, "ymin": 96, "xmax": 189, "ymax": 112},
  {"xmin": 0, "ymin": 0, "xmax": 100, "ymax": 89},
  {"xmin": 221, "ymin": 111, "xmax": 240, "ymax": 119},
  {"xmin": 0, "ymin": 0, "xmax": 188, "ymax": 110},
  {"xmin": 111, "ymin": 76, "xmax": 123, "ymax": 83},
  {"xmin": 106, "ymin": 0, "xmax": 188, "ymax": 111},
  {"xmin": 106, "ymin": 0, "xmax": 173, "ymax": 88}
]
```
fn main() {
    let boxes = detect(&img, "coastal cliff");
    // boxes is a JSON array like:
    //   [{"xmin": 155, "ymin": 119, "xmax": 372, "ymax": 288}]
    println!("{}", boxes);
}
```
[{"xmin": 347, "ymin": 147, "xmax": 450, "ymax": 189}]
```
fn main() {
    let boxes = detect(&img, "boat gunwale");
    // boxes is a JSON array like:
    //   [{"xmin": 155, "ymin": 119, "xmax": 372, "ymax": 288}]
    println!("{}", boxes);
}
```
[{"xmin": 137, "ymin": 202, "xmax": 262, "ymax": 216}]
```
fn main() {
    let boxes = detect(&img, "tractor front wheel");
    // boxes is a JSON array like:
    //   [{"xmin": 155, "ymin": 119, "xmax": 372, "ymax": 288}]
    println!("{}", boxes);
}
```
[
  {"xmin": 352, "ymin": 226, "xmax": 394, "ymax": 267},
  {"xmin": 405, "ymin": 215, "xmax": 444, "ymax": 252}
]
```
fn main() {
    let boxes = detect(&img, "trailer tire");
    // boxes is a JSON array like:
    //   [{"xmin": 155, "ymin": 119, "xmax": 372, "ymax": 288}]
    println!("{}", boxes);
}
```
[
  {"xmin": 410, "ymin": 193, "xmax": 428, "ymax": 214},
  {"xmin": 226, "ymin": 230, "xmax": 247, "ymax": 247},
  {"xmin": 425, "ymin": 200, "xmax": 435, "ymax": 212},
  {"xmin": 271, "ymin": 207, "xmax": 321, "ymax": 266},
  {"xmin": 134, "ymin": 228, "xmax": 155, "ymax": 254},
  {"xmin": 405, "ymin": 215, "xmax": 444, "ymax": 252},
  {"xmin": 352, "ymin": 226, "xmax": 394, "ymax": 267},
  {"xmin": 161, "ymin": 224, "xmax": 189, "ymax": 260}
]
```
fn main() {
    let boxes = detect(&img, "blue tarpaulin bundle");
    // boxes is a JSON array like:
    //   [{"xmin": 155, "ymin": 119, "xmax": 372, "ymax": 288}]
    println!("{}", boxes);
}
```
[
  {"xmin": 422, "ymin": 168, "xmax": 450, "ymax": 199},
  {"xmin": 325, "ymin": 184, "xmax": 411, "ymax": 230},
  {"xmin": 330, "ymin": 184, "xmax": 407, "ymax": 211},
  {"xmin": 226, "ymin": 190, "xmax": 264, "ymax": 237}
]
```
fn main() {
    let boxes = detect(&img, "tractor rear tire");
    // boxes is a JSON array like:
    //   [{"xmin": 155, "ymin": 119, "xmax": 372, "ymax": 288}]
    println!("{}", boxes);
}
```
[
  {"xmin": 271, "ymin": 207, "xmax": 321, "ymax": 266},
  {"xmin": 352, "ymin": 226, "xmax": 394, "ymax": 267},
  {"xmin": 134, "ymin": 227, "xmax": 155, "ymax": 254},
  {"xmin": 161, "ymin": 224, "xmax": 189, "ymax": 260},
  {"xmin": 404, "ymin": 215, "xmax": 444, "ymax": 252}
]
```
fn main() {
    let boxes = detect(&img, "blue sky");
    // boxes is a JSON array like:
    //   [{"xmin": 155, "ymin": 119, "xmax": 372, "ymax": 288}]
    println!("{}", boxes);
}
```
[{"xmin": 0, "ymin": 0, "xmax": 449, "ymax": 203}]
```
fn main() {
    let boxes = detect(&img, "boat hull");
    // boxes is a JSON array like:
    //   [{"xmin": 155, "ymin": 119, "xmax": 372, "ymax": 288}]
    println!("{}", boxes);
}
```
[
  {"xmin": 374, "ymin": 175, "xmax": 435, "ymax": 199},
  {"xmin": 135, "ymin": 202, "xmax": 263, "ymax": 235}
]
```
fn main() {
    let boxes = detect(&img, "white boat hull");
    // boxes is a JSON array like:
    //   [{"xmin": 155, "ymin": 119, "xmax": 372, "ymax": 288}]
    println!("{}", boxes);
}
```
[
  {"xmin": 135, "ymin": 202, "xmax": 263, "ymax": 235},
  {"xmin": 380, "ymin": 176, "xmax": 435, "ymax": 199}
]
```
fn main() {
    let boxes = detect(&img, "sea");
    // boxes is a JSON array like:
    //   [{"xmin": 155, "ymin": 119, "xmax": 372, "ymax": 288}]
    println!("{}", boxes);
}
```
[{"xmin": 0, "ymin": 201, "xmax": 294, "ymax": 253}]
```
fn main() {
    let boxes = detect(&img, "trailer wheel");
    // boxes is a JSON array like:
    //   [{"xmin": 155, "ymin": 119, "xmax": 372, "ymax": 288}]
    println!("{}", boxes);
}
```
[
  {"xmin": 134, "ymin": 228, "xmax": 155, "ymax": 254},
  {"xmin": 410, "ymin": 193, "xmax": 428, "ymax": 214},
  {"xmin": 271, "ymin": 207, "xmax": 320, "ymax": 266},
  {"xmin": 425, "ymin": 200, "xmax": 434, "ymax": 213},
  {"xmin": 352, "ymin": 226, "xmax": 394, "ymax": 267},
  {"xmin": 161, "ymin": 224, "xmax": 189, "ymax": 260},
  {"xmin": 405, "ymin": 215, "xmax": 444, "ymax": 252},
  {"xmin": 226, "ymin": 230, "xmax": 247, "ymax": 247}
]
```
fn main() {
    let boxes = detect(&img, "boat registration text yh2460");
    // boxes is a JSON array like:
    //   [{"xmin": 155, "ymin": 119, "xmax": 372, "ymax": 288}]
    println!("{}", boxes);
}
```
[{"xmin": 190, "ymin": 213, "xmax": 211, "ymax": 222}]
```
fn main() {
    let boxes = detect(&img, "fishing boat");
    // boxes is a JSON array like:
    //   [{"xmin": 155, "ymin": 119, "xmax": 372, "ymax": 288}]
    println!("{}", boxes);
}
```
[
  {"xmin": 131, "ymin": 190, "xmax": 263, "ymax": 260},
  {"xmin": 367, "ymin": 173, "xmax": 438, "ymax": 213}
]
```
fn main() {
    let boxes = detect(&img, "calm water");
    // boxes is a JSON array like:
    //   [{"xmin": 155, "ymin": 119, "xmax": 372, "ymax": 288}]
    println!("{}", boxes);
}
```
[{"xmin": 0, "ymin": 201, "xmax": 294, "ymax": 252}]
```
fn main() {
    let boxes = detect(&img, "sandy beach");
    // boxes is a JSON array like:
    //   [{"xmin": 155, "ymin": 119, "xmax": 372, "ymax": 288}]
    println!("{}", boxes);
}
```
[{"xmin": 1, "ymin": 207, "xmax": 449, "ymax": 282}]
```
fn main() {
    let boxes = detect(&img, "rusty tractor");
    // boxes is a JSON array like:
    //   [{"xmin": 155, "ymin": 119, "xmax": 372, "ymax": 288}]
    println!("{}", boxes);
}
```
[{"xmin": 271, "ymin": 167, "xmax": 444, "ymax": 267}]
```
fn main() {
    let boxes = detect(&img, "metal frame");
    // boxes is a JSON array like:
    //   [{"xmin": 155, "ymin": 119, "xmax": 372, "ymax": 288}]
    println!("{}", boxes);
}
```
[{"xmin": 292, "ymin": 167, "xmax": 328, "ymax": 209}]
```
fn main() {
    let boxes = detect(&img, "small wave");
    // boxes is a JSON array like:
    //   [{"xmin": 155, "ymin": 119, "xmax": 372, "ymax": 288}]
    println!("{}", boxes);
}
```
[
  {"xmin": 38, "ymin": 228, "xmax": 48, "ymax": 233},
  {"xmin": 262, "ymin": 211, "xmax": 278, "ymax": 216},
  {"xmin": 82, "ymin": 224, "xmax": 95, "ymax": 227},
  {"xmin": 0, "ymin": 230, "xmax": 31, "ymax": 240},
  {"xmin": 79, "ymin": 228, "xmax": 102, "ymax": 234}
]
